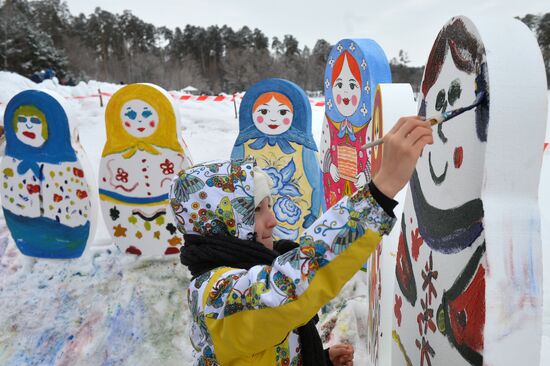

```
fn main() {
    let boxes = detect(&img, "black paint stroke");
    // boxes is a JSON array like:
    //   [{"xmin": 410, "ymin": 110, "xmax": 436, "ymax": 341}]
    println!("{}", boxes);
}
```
[
  {"xmin": 428, "ymin": 151, "xmax": 448, "ymax": 185},
  {"xmin": 448, "ymin": 78, "xmax": 462, "ymax": 106},
  {"xmin": 410, "ymin": 170, "xmax": 484, "ymax": 253},
  {"xmin": 131, "ymin": 208, "xmax": 166, "ymax": 221}
]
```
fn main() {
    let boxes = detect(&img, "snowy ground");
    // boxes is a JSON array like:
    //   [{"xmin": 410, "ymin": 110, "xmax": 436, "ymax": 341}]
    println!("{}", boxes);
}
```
[{"xmin": 0, "ymin": 71, "xmax": 548, "ymax": 365}]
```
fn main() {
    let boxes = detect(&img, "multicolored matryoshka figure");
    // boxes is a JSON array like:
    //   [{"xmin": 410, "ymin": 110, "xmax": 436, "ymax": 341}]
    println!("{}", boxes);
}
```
[
  {"xmin": 231, "ymin": 78, "xmax": 323, "ymax": 241},
  {"xmin": 320, "ymin": 39, "xmax": 391, "ymax": 209},
  {"xmin": 99, "ymin": 83, "xmax": 193, "ymax": 257},
  {"xmin": 1, "ymin": 89, "xmax": 97, "ymax": 259}
]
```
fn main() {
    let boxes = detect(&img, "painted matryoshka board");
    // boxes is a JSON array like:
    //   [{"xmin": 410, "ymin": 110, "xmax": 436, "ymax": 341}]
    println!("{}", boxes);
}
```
[
  {"xmin": 363, "ymin": 83, "xmax": 417, "ymax": 366},
  {"xmin": 1, "ymin": 89, "xmax": 97, "ymax": 259},
  {"xmin": 320, "ymin": 39, "xmax": 391, "ymax": 209},
  {"xmin": 231, "ymin": 78, "xmax": 323, "ymax": 241},
  {"xmin": 391, "ymin": 16, "xmax": 547, "ymax": 366},
  {"xmin": 99, "ymin": 83, "xmax": 193, "ymax": 257}
]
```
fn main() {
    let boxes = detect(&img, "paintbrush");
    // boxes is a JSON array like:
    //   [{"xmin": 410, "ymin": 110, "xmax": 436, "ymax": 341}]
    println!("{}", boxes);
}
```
[{"xmin": 361, "ymin": 91, "xmax": 486, "ymax": 150}]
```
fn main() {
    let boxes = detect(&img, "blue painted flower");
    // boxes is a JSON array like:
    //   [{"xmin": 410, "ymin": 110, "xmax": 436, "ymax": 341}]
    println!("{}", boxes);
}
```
[
  {"xmin": 273, "ymin": 196, "xmax": 301, "ymax": 225},
  {"xmin": 264, "ymin": 159, "xmax": 300, "ymax": 197}
]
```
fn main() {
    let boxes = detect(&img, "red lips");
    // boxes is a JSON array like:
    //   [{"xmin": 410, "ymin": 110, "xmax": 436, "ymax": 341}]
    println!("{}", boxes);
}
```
[
  {"xmin": 137, "ymin": 127, "xmax": 145, "ymax": 132},
  {"xmin": 454, "ymin": 146, "xmax": 463, "ymax": 169},
  {"xmin": 23, "ymin": 131, "xmax": 36, "ymax": 139},
  {"xmin": 268, "ymin": 124, "xmax": 278, "ymax": 129},
  {"xmin": 343, "ymin": 98, "xmax": 350, "ymax": 105}
]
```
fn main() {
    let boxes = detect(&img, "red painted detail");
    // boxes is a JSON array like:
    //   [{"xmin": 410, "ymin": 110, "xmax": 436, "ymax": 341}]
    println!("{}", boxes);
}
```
[
  {"xmin": 197, "ymin": 95, "xmax": 208, "ymax": 101},
  {"xmin": 454, "ymin": 146, "xmax": 463, "ymax": 169},
  {"xmin": 214, "ymin": 96, "xmax": 224, "ymax": 102},
  {"xmin": 76, "ymin": 190, "xmax": 88, "ymax": 199},
  {"xmin": 411, "ymin": 228, "xmax": 423, "ymax": 261},
  {"xmin": 544, "ymin": 142, "xmax": 548, "ymax": 152},
  {"xmin": 448, "ymin": 264, "xmax": 485, "ymax": 353},
  {"xmin": 53, "ymin": 194, "xmax": 63, "ymax": 202},
  {"xmin": 73, "ymin": 167, "xmax": 84, "ymax": 178},
  {"xmin": 164, "ymin": 247, "xmax": 180, "ymax": 255},
  {"xmin": 26, "ymin": 184, "xmax": 40, "ymax": 194},
  {"xmin": 126, "ymin": 246, "xmax": 142, "ymax": 256},
  {"xmin": 394, "ymin": 295, "xmax": 403, "ymax": 326},
  {"xmin": 179, "ymin": 95, "xmax": 191, "ymax": 101}
]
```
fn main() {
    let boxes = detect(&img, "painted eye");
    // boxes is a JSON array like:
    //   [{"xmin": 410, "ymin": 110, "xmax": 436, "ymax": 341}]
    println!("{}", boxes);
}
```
[
  {"xmin": 17, "ymin": 116, "xmax": 28, "ymax": 123},
  {"xmin": 448, "ymin": 79, "xmax": 462, "ymax": 106},
  {"xmin": 124, "ymin": 110, "xmax": 137, "ymax": 120},
  {"xmin": 350, "ymin": 83, "xmax": 356, "ymax": 90},
  {"xmin": 30, "ymin": 117, "xmax": 41, "ymax": 124},
  {"xmin": 336, "ymin": 82, "xmax": 343, "ymax": 89},
  {"xmin": 279, "ymin": 109, "xmax": 289, "ymax": 116},
  {"xmin": 259, "ymin": 109, "xmax": 268, "ymax": 115},
  {"xmin": 435, "ymin": 89, "xmax": 447, "ymax": 112},
  {"xmin": 142, "ymin": 110, "xmax": 153, "ymax": 118}
]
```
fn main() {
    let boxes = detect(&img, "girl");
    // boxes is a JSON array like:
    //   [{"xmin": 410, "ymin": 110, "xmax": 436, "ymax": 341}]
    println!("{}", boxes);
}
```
[{"xmin": 171, "ymin": 116, "xmax": 432, "ymax": 365}]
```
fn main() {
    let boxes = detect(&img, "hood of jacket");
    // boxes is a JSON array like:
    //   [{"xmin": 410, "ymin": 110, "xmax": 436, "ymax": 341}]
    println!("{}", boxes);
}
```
[{"xmin": 169, "ymin": 158, "xmax": 257, "ymax": 240}]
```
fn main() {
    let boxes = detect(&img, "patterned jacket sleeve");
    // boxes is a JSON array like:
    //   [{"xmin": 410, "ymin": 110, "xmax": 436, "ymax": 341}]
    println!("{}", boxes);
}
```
[{"xmin": 198, "ymin": 185, "xmax": 396, "ymax": 361}]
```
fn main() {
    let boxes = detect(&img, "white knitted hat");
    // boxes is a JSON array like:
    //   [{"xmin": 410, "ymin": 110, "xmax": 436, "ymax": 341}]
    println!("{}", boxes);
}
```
[{"xmin": 253, "ymin": 166, "xmax": 273, "ymax": 208}]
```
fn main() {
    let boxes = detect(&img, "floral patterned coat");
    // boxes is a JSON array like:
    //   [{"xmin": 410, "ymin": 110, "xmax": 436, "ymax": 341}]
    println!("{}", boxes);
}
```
[{"xmin": 169, "ymin": 158, "xmax": 395, "ymax": 366}]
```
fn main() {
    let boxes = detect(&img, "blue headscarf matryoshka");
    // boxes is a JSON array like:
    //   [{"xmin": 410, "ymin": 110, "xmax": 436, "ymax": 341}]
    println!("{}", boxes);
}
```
[
  {"xmin": 1, "ymin": 89, "xmax": 92, "ymax": 259},
  {"xmin": 232, "ymin": 78, "xmax": 324, "ymax": 240}
]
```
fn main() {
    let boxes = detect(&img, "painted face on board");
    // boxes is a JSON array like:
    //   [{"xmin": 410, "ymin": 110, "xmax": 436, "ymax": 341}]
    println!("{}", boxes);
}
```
[
  {"xmin": 252, "ymin": 95, "xmax": 294, "ymax": 135},
  {"xmin": 332, "ymin": 55, "xmax": 361, "ymax": 117},
  {"xmin": 15, "ymin": 113, "xmax": 47, "ymax": 148},
  {"xmin": 120, "ymin": 99, "xmax": 159, "ymax": 138},
  {"xmin": 417, "ymin": 55, "xmax": 485, "ymax": 210}
]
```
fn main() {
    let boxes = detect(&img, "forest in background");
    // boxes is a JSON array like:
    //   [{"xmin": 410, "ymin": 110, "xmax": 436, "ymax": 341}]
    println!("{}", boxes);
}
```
[{"xmin": 0, "ymin": 0, "xmax": 548, "ymax": 94}]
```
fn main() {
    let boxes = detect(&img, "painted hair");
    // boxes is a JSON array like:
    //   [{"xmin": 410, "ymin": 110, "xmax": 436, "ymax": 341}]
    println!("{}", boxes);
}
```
[
  {"xmin": 252, "ymin": 92, "xmax": 294, "ymax": 113},
  {"xmin": 332, "ymin": 51, "xmax": 363, "ymax": 88},
  {"xmin": 420, "ymin": 17, "xmax": 489, "ymax": 141},
  {"xmin": 12, "ymin": 105, "xmax": 49, "ymax": 141}
]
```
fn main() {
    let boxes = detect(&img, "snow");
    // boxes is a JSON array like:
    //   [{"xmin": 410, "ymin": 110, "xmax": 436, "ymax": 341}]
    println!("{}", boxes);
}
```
[{"xmin": 0, "ymin": 71, "xmax": 548, "ymax": 365}]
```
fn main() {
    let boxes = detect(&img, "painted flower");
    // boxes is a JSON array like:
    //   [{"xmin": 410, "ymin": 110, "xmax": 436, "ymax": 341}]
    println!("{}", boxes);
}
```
[
  {"xmin": 264, "ymin": 159, "xmax": 300, "ymax": 197},
  {"xmin": 273, "ymin": 196, "xmax": 301, "ymax": 225},
  {"xmin": 160, "ymin": 159, "xmax": 175, "ymax": 175},
  {"xmin": 116, "ymin": 168, "xmax": 128, "ymax": 183}
]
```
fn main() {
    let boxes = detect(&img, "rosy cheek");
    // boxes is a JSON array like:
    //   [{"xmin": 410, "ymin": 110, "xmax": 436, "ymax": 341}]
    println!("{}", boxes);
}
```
[
  {"xmin": 283, "ymin": 118, "xmax": 291, "ymax": 125},
  {"xmin": 454, "ymin": 146, "xmax": 463, "ymax": 169},
  {"xmin": 336, "ymin": 94, "xmax": 342, "ymax": 105},
  {"xmin": 124, "ymin": 121, "xmax": 131, "ymax": 128},
  {"xmin": 150, "ymin": 121, "xmax": 155, "ymax": 128},
  {"xmin": 256, "ymin": 116, "xmax": 264, "ymax": 124},
  {"xmin": 351, "ymin": 95, "xmax": 358, "ymax": 106}
]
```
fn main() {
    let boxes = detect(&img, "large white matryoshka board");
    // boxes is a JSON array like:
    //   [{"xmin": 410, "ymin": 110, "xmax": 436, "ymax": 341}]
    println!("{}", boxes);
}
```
[
  {"xmin": 99, "ymin": 83, "xmax": 193, "ymax": 257},
  {"xmin": 320, "ymin": 39, "xmax": 391, "ymax": 209},
  {"xmin": 363, "ymin": 83, "xmax": 417, "ymax": 366},
  {"xmin": 391, "ymin": 16, "xmax": 547, "ymax": 366},
  {"xmin": 1, "ymin": 89, "xmax": 98, "ymax": 259},
  {"xmin": 231, "ymin": 78, "xmax": 323, "ymax": 241}
]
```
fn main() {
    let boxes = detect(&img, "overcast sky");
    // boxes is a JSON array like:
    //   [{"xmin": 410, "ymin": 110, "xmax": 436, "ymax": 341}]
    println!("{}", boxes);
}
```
[{"xmin": 63, "ymin": 0, "xmax": 550, "ymax": 66}]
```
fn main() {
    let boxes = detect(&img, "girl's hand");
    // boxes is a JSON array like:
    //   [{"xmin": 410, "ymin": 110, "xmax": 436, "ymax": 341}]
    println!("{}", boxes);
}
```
[
  {"xmin": 372, "ymin": 116, "xmax": 433, "ymax": 198},
  {"xmin": 329, "ymin": 343, "xmax": 354, "ymax": 366}
]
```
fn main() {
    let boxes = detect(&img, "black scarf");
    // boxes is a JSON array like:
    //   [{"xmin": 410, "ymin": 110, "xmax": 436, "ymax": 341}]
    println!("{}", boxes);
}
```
[{"xmin": 181, "ymin": 234, "xmax": 329, "ymax": 366}]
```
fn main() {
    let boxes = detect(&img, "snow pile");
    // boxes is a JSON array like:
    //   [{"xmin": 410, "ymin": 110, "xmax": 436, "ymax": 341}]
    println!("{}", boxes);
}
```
[{"xmin": 0, "ymin": 71, "xmax": 548, "ymax": 365}]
